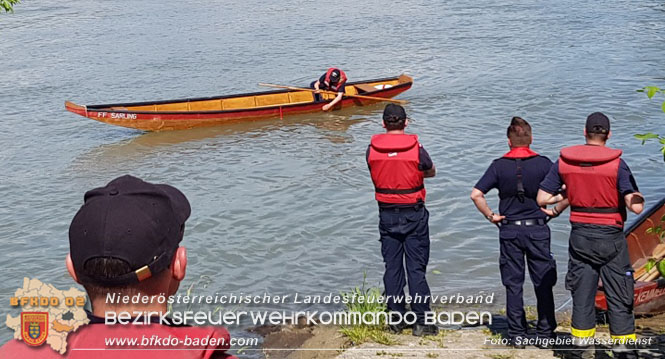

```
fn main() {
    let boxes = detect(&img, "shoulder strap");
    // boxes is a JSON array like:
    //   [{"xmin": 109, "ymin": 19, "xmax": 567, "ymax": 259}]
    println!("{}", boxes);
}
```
[{"xmin": 516, "ymin": 158, "xmax": 525, "ymax": 203}]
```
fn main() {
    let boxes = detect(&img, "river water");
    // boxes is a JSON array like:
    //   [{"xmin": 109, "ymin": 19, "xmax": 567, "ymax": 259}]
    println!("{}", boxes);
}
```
[{"xmin": 1, "ymin": 0, "xmax": 664, "ymax": 346}]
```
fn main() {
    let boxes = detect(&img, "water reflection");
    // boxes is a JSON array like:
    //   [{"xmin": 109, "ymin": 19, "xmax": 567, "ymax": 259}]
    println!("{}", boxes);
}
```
[{"xmin": 70, "ymin": 104, "xmax": 385, "ymax": 172}]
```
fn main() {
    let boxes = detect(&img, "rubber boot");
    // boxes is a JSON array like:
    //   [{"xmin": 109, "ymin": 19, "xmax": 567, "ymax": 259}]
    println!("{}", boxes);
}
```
[
  {"xmin": 612, "ymin": 343, "xmax": 638, "ymax": 359},
  {"xmin": 567, "ymin": 336, "xmax": 594, "ymax": 359}
]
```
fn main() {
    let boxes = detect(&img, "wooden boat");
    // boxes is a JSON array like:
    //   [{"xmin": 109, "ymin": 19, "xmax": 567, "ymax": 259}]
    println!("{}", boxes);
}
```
[
  {"xmin": 65, "ymin": 74, "xmax": 413, "ymax": 131},
  {"xmin": 595, "ymin": 196, "xmax": 665, "ymax": 315}
]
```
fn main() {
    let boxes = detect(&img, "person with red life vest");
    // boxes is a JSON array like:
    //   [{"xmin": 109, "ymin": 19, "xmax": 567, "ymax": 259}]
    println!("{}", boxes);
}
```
[
  {"xmin": 0, "ymin": 175, "xmax": 237, "ymax": 359},
  {"xmin": 471, "ymin": 117, "xmax": 561, "ymax": 348},
  {"xmin": 310, "ymin": 68, "xmax": 347, "ymax": 111},
  {"xmin": 538, "ymin": 112, "xmax": 644, "ymax": 358},
  {"xmin": 366, "ymin": 104, "xmax": 438, "ymax": 337}
]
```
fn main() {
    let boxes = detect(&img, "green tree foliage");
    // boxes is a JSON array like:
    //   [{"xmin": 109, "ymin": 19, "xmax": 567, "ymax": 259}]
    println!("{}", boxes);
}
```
[
  {"xmin": 636, "ymin": 86, "xmax": 665, "ymax": 161},
  {"xmin": 646, "ymin": 214, "xmax": 665, "ymax": 242},
  {"xmin": 636, "ymin": 87, "xmax": 665, "ymax": 242},
  {"xmin": 1, "ymin": 0, "xmax": 20, "ymax": 13}
]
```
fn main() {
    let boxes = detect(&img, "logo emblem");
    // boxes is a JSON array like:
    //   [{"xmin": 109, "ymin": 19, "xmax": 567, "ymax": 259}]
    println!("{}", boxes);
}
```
[{"xmin": 21, "ymin": 312, "xmax": 48, "ymax": 346}]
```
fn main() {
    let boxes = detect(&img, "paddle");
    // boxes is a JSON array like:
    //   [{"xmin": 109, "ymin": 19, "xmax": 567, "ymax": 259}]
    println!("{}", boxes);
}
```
[{"xmin": 258, "ymin": 83, "xmax": 408, "ymax": 104}]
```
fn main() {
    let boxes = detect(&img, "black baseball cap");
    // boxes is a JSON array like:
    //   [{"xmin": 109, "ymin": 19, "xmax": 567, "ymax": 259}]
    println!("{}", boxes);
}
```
[
  {"xmin": 383, "ymin": 104, "xmax": 407, "ymax": 122},
  {"xmin": 330, "ymin": 69, "xmax": 340, "ymax": 83},
  {"xmin": 69, "ymin": 175, "xmax": 191, "ymax": 286},
  {"xmin": 585, "ymin": 112, "xmax": 610, "ymax": 134}
]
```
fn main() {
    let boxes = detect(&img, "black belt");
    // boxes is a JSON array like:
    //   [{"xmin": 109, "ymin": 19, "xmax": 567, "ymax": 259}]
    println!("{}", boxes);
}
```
[
  {"xmin": 501, "ymin": 219, "xmax": 546, "ymax": 226},
  {"xmin": 571, "ymin": 206, "xmax": 620, "ymax": 213},
  {"xmin": 378, "ymin": 202, "xmax": 424, "ymax": 212},
  {"xmin": 375, "ymin": 184, "xmax": 424, "ymax": 195}
]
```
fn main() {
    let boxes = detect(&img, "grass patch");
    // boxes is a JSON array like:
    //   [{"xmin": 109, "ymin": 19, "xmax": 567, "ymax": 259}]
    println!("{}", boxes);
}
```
[
  {"xmin": 498, "ymin": 306, "xmax": 538, "ymax": 321},
  {"xmin": 341, "ymin": 325, "xmax": 396, "ymax": 346},
  {"xmin": 418, "ymin": 330, "xmax": 453, "ymax": 348},
  {"xmin": 339, "ymin": 273, "xmax": 396, "ymax": 345},
  {"xmin": 481, "ymin": 328, "xmax": 503, "ymax": 341},
  {"xmin": 557, "ymin": 317, "xmax": 572, "ymax": 328},
  {"xmin": 525, "ymin": 306, "xmax": 537, "ymax": 321}
]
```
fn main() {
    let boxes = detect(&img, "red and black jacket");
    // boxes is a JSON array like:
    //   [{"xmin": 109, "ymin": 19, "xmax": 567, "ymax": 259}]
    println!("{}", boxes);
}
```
[
  {"xmin": 367, "ymin": 134, "xmax": 426, "ymax": 204},
  {"xmin": 559, "ymin": 144, "xmax": 625, "ymax": 227},
  {"xmin": 323, "ymin": 68, "xmax": 347, "ymax": 92}
]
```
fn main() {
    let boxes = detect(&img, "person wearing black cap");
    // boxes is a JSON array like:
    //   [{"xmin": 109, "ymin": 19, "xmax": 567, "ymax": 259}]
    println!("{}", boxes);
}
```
[
  {"xmin": 538, "ymin": 112, "xmax": 644, "ymax": 358},
  {"xmin": 470, "ymin": 117, "xmax": 560, "ymax": 348},
  {"xmin": 310, "ymin": 67, "xmax": 347, "ymax": 111},
  {"xmin": 0, "ymin": 175, "xmax": 237, "ymax": 358},
  {"xmin": 366, "ymin": 104, "xmax": 438, "ymax": 336}
]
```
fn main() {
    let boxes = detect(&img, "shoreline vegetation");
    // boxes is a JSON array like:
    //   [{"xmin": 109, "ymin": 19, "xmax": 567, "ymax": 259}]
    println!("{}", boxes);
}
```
[
  {"xmin": 0, "ymin": 0, "xmax": 19, "ymax": 13},
  {"xmin": 254, "ymin": 279, "xmax": 665, "ymax": 358}
]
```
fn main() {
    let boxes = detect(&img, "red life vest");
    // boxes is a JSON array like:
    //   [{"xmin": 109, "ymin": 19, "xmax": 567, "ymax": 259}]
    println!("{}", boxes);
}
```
[
  {"xmin": 368, "ymin": 134, "xmax": 426, "ymax": 204},
  {"xmin": 324, "ymin": 68, "xmax": 347, "ymax": 92},
  {"xmin": 559, "ymin": 144, "xmax": 624, "ymax": 227},
  {"xmin": 0, "ymin": 323, "xmax": 236, "ymax": 359}
]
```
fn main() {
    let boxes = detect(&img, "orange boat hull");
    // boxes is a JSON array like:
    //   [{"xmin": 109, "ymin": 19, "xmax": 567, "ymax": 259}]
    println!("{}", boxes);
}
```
[{"xmin": 65, "ymin": 75, "xmax": 413, "ymax": 131}]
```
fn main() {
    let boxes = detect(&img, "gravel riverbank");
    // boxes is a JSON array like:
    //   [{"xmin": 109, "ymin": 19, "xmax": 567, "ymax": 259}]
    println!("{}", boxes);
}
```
[{"xmin": 257, "ymin": 312, "xmax": 665, "ymax": 359}]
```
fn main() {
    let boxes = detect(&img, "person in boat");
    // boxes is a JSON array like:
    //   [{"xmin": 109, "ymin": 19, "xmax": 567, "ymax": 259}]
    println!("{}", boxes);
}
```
[
  {"xmin": 470, "ymin": 117, "xmax": 560, "ymax": 348},
  {"xmin": 310, "ymin": 67, "xmax": 347, "ymax": 111},
  {"xmin": 537, "ymin": 112, "xmax": 644, "ymax": 358},
  {"xmin": 366, "ymin": 104, "xmax": 438, "ymax": 337},
  {"xmin": 0, "ymin": 175, "xmax": 237, "ymax": 359}
]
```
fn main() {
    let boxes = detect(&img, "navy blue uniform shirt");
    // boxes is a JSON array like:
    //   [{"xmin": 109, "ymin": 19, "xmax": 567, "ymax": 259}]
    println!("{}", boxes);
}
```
[
  {"xmin": 474, "ymin": 154, "xmax": 553, "ymax": 220},
  {"xmin": 539, "ymin": 159, "xmax": 639, "ymax": 195}
]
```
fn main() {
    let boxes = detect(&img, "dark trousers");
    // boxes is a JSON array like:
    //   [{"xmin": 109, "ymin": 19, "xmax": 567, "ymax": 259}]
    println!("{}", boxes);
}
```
[
  {"xmin": 566, "ymin": 223, "xmax": 634, "ymax": 337},
  {"xmin": 379, "ymin": 204, "xmax": 431, "ymax": 324},
  {"xmin": 499, "ymin": 223, "xmax": 557, "ymax": 339},
  {"xmin": 310, "ymin": 81, "xmax": 322, "ymax": 101}
]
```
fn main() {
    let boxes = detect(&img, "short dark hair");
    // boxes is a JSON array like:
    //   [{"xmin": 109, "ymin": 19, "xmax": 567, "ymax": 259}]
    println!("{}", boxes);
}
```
[
  {"xmin": 586, "ymin": 131, "xmax": 609, "ymax": 142},
  {"xmin": 82, "ymin": 257, "xmax": 134, "ymax": 298},
  {"xmin": 506, "ymin": 117, "xmax": 532, "ymax": 147},
  {"xmin": 81, "ymin": 254, "xmax": 172, "ymax": 299},
  {"xmin": 384, "ymin": 117, "xmax": 406, "ymax": 131}
]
